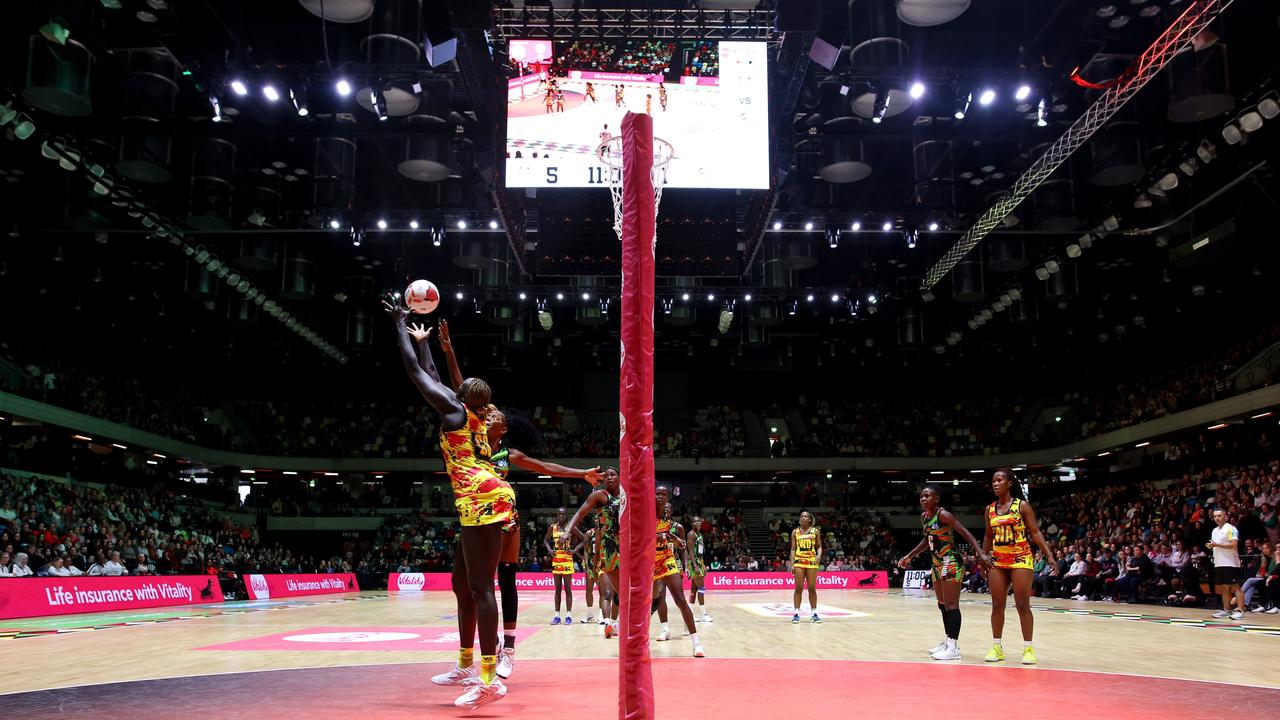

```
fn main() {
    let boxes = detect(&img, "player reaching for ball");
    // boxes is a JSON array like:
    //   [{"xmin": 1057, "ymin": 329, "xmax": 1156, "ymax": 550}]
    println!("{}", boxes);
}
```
[
  {"xmin": 790, "ymin": 511, "xmax": 822, "ymax": 623},
  {"xmin": 897, "ymin": 485, "xmax": 992, "ymax": 661},
  {"xmin": 562, "ymin": 468, "xmax": 624, "ymax": 638},
  {"xmin": 982, "ymin": 470, "xmax": 1056, "ymax": 666},
  {"xmin": 382, "ymin": 295, "xmax": 509, "ymax": 710},
  {"xmin": 651, "ymin": 486, "xmax": 704, "ymax": 657},
  {"xmin": 418, "ymin": 318, "xmax": 602, "ymax": 679}
]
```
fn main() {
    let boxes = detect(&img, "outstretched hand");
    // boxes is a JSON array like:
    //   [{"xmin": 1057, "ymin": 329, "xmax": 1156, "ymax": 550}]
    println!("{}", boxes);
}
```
[
  {"xmin": 407, "ymin": 323, "xmax": 433, "ymax": 344},
  {"xmin": 381, "ymin": 297, "xmax": 409, "ymax": 323},
  {"xmin": 583, "ymin": 466, "xmax": 604, "ymax": 486},
  {"xmin": 438, "ymin": 318, "xmax": 454, "ymax": 353}
]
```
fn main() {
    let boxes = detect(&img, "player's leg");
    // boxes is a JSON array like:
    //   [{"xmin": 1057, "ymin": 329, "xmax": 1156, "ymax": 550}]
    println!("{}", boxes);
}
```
[
  {"xmin": 791, "ymin": 566, "xmax": 804, "ymax": 622},
  {"xmin": 806, "ymin": 568, "xmax": 821, "ymax": 622},
  {"xmin": 459, "ymin": 523, "xmax": 505, "ymax": 688},
  {"xmin": 495, "ymin": 527, "xmax": 520, "ymax": 679},
  {"xmin": 932, "ymin": 570, "xmax": 965, "ymax": 660},
  {"xmin": 552, "ymin": 573, "xmax": 563, "ymax": 622},
  {"xmin": 1011, "ymin": 568, "xmax": 1038, "ymax": 664},
  {"xmin": 929, "ymin": 567, "xmax": 949, "ymax": 654},
  {"xmin": 433, "ymin": 538, "xmax": 478, "ymax": 685},
  {"xmin": 663, "ymin": 574, "xmax": 705, "ymax": 656},
  {"xmin": 985, "ymin": 567, "xmax": 1009, "ymax": 662}
]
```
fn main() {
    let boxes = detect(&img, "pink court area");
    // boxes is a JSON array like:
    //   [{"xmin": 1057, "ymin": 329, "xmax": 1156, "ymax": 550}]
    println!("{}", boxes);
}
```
[
  {"xmin": 4, "ymin": 658, "xmax": 1277, "ymax": 719},
  {"xmin": 197, "ymin": 626, "xmax": 540, "ymax": 652}
]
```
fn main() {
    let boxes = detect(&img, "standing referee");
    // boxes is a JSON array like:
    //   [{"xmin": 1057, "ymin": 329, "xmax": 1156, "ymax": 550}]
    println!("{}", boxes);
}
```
[{"xmin": 1207, "ymin": 508, "xmax": 1245, "ymax": 620}]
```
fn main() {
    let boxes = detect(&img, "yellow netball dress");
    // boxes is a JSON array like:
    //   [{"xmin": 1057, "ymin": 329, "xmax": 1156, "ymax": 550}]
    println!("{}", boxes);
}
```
[
  {"xmin": 793, "ymin": 526, "xmax": 820, "ymax": 570},
  {"xmin": 653, "ymin": 516, "xmax": 681, "ymax": 581},
  {"xmin": 439, "ymin": 408, "xmax": 515, "ymax": 527},
  {"xmin": 987, "ymin": 498, "xmax": 1033, "ymax": 569},
  {"xmin": 551, "ymin": 523, "xmax": 574, "ymax": 576}
]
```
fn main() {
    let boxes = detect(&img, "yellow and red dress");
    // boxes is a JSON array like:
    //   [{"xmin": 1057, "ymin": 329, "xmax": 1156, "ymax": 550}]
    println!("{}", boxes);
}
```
[
  {"xmin": 653, "ymin": 517, "xmax": 681, "ymax": 581},
  {"xmin": 987, "ymin": 498, "xmax": 1033, "ymax": 570},
  {"xmin": 440, "ymin": 408, "xmax": 515, "ymax": 527},
  {"xmin": 793, "ymin": 527, "xmax": 820, "ymax": 570},
  {"xmin": 551, "ymin": 523, "xmax": 575, "ymax": 576}
]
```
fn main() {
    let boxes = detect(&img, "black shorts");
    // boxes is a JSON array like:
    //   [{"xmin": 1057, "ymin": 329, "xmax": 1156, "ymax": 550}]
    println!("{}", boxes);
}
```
[{"xmin": 1214, "ymin": 566, "xmax": 1241, "ymax": 586}]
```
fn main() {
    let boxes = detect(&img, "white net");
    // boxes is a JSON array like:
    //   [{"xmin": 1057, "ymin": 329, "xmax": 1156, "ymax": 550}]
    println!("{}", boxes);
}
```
[{"xmin": 596, "ymin": 136, "xmax": 674, "ymax": 242}]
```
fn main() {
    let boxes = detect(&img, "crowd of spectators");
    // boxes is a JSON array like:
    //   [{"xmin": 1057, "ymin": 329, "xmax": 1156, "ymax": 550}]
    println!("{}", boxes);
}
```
[
  {"xmin": 547, "ymin": 40, "xmax": 676, "ymax": 76},
  {"xmin": 682, "ymin": 41, "xmax": 718, "ymax": 77},
  {"xmin": 779, "ymin": 396, "xmax": 1022, "ymax": 458},
  {"xmin": 236, "ymin": 400, "xmax": 439, "ymax": 459}
]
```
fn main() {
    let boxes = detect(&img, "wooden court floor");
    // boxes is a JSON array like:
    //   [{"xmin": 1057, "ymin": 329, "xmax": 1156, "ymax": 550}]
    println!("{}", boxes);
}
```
[{"xmin": 3, "ymin": 588, "xmax": 1279, "ymax": 718}]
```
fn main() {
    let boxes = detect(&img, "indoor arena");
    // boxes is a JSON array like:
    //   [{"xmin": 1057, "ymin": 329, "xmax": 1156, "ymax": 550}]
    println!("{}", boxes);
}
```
[{"xmin": 1, "ymin": 1, "xmax": 1279, "ymax": 718}]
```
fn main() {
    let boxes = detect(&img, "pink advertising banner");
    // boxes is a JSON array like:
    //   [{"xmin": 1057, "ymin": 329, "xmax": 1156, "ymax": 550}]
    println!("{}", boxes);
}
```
[
  {"xmin": 388, "ymin": 570, "xmax": 887, "ymax": 592},
  {"xmin": 0, "ymin": 576, "xmax": 223, "ymax": 620},
  {"xmin": 242, "ymin": 573, "xmax": 358, "ymax": 600}
]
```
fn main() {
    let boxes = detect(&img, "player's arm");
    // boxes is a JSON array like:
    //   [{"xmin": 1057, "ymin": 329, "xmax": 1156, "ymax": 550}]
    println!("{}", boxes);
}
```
[
  {"xmin": 897, "ymin": 536, "xmax": 929, "ymax": 569},
  {"xmin": 383, "ymin": 299, "xmax": 465, "ymax": 429},
  {"xmin": 982, "ymin": 506, "xmax": 993, "ymax": 555},
  {"xmin": 508, "ymin": 448, "xmax": 602, "ymax": 485},
  {"xmin": 562, "ymin": 489, "xmax": 607, "ymax": 538},
  {"xmin": 669, "ymin": 523, "xmax": 686, "ymax": 550},
  {"xmin": 789, "ymin": 528, "xmax": 797, "ymax": 569},
  {"xmin": 941, "ymin": 509, "xmax": 992, "ymax": 567},
  {"xmin": 1019, "ymin": 501, "xmax": 1056, "ymax": 574},
  {"xmin": 436, "ymin": 319, "xmax": 464, "ymax": 391},
  {"xmin": 543, "ymin": 523, "xmax": 555, "ymax": 556},
  {"xmin": 406, "ymin": 323, "xmax": 441, "ymax": 384}
]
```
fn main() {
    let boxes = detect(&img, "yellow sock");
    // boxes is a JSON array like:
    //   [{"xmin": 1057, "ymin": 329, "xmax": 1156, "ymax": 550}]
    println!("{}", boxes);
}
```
[
  {"xmin": 458, "ymin": 647, "xmax": 474, "ymax": 669},
  {"xmin": 480, "ymin": 655, "xmax": 497, "ymax": 684}
]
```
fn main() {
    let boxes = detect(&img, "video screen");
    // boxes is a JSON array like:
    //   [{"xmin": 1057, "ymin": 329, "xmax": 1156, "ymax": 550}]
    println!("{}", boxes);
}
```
[{"xmin": 503, "ymin": 39, "xmax": 769, "ymax": 190}]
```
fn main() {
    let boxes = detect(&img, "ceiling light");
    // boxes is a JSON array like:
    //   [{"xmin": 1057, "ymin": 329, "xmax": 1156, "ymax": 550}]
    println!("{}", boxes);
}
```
[
  {"xmin": 1240, "ymin": 107, "xmax": 1264, "ymax": 133},
  {"xmin": 329, "ymin": 219, "xmax": 341, "ymax": 230},
  {"xmin": 1207, "ymin": 423, "xmax": 1227, "ymax": 431},
  {"xmin": 954, "ymin": 91, "xmax": 971, "ymax": 120},
  {"xmin": 1196, "ymin": 141, "xmax": 1217, "ymax": 164},
  {"xmin": 1065, "ymin": 243, "xmax": 1081, "ymax": 258},
  {"xmin": 409, "ymin": 219, "xmax": 419, "ymax": 229},
  {"xmin": 455, "ymin": 291, "xmax": 464, "ymax": 300},
  {"xmin": 850, "ymin": 220, "xmax": 861, "ymax": 231},
  {"xmin": 804, "ymin": 221, "xmax": 814, "ymax": 231},
  {"xmin": 882, "ymin": 220, "xmax": 892, "ymax": 232},
  {"xmin": 517, "ymin": 292, "xmax": 527, "ymax": 300},
  {"xmin": 772, "ymin": 221, "xmax": 782, "ymax": 230},
  {"xmin": 290, "ymin": 87, "xmax": 309, "ymax": 116},
  {"xmin": 804, "ymin": 293, "xmax": 814, "ymax": 303},
  {"xmin": 555, "ymin": 292, "xmax": 564, "ymax": 300},
  {"xmin": 1035, "ymin": 266, "xmax": 1050, "ymax": 281},
  {"xmin": 1251, "ymin": 411, "xmax": 1273, "ymax": 419},
  {"xmin": 376, "ymin": 218, "xmax": 388, "ymax": 230},
  {"xmin": 1222, "ymin": 121, "xmax": 1242, "ymax": 145},
  {"xmin": 1036, "ymin": 98, "xmax": 1049, "ymax": 127},
  {"xmin": 230, "ymin": 79, "xmax": 248, "ymax": 96},
  {"xmin": 1014, "ymin": 85, "xmax": 1032, "ymax": 102},
  {"xmin": 581, "ymin": 292, "xmax": 591, "ymax": 300},
  {"xmin": 788, "ymin": 301, "xmax": 797, "ymax": 316},
  {"xmin": 978, "ymin": 88, "xmax": 996, "ymax": 106},
  {"xmin": 866, "ymin": 293, "xmax": 877, "ymax": 304},
  {"xmin": 743, "ymin": 294, "xmax": 753, "ymax": 302},
  {"xmin": 830, "ymin": 293, "xmax": 840, "ymax": 303},
  {"xmin": 456, "ymin": 219, "xmax": 467, "ymax": 229},
  {"xmin": 262, "ymin": 84, "xmax": 281, "ymax": 102},
  {"xmin": 681, "ymin": 292, "xmax": 691, "ymax": 301},
  {"xmin": 335, "ymin": 78, "xmax": 352, "ymax": 96},
  {"xmin": 489, "ymin": 219, "xmax": 499, "ymax": 230},
  {"xmin": 707, "ymin": 293, "xmax": 716, "ymax": 301},
  {"xmin": 927, "ymin": 221, "xmax": 939, "ymax": 232},
  {"xmin": 909, "ymin": 81, "xmax": 926, "ymax": 99},
  {"xmin": 1044, "ymin": 258, "xmax": 1060, "ymax": 274}
]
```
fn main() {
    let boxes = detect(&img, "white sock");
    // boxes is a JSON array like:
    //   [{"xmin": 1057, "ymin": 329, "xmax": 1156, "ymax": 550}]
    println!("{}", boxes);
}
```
[
  {"xmin": 690, "ymin": 632, "xmax": 700, "ymax": 645},
  {"xmin": 946, "ymin": 637, "xmax": 957, "ymax": 650},
  {"xmin": 993, "ymin": 637, "xmax": 1002, "ymax": 647},
  {"xmin": 1024, "ymin": 640, "xmax": 1033, "ymax": 649},
  {"xmin": 660, "ymin": 622, "xmax": 669, "ymax": 633}
]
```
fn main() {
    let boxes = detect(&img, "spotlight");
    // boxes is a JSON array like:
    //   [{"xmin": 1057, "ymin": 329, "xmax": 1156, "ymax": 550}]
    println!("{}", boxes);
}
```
[
  {"xmin": 707, "ymin": 293, "xmax": 716, "ymax": 301},
  {"xmin": 409, "ymin": 219, "xmax": 419, "ymax": 229},
  {"xmin": 1036, "ymin": 98, "xmax": 1048, "ymax": 127},
  {"xmin": 866, "ymin": 294, "xmax": 877, "ymax": 305},
  {"xmin": 830, "ymin": 293, "xmax": 840, "ymax": 303},
  {"xmin": 772, "ymin": 220, "xmax": 782, "ymax": 230},
  {"xmin": 905, "ymin": 229, "xmax": 917, "ymax": 249},
  {"xmin": 432, "ymin": 226, "xmax": 444, "ymax": 246},
  {"xmin": 488, "ymin": 219, "xmax": 499, "ymax": 230},
  {"xmin": 978, "ymin": 88, "xmax": 996, "ymax": 106},
  {"xmin": 1196, "ymin": 141, "xmax": 1217, "ymax": 164},
  {"xmin": 788, "ymin": 301, "xmax": 797, "ymax": 316},
  {"xmin": 954, "ymin": 91, "xmax": 972, "ymax": 120},
  {"xmin": 927, "ymin": 221, "xmax": 939, "ymax": 232},
  {"xmin": 1066, "ymin": 243, "xmax": 1082, "ymax": 258},
  {"xmin": 538, "ymin": 309, "xmax": 553, "ymax": 330},
  {"xmin": 1014, "ymin": 85, "xmax": 1032, "ymax": 102},
  {"xmin": 908, "ymin": 81, "xmax": 926, "ymax": 99},
  {"xmin": 335, "ymin": 78, "xmax": 352, "ymax": 96},
  {"xmin": 1045, "ymin": 258, "xmax": 1061, "ymax": 274},
  {"xmin": 518, "ymin": 292, "xmax": 527, "ymax": 300},
  {"xmin": 1102, "ymin": 215, "xmax": 1120, "ymax": 232},
  {"xmin": 371, "ymin": 86, "xmax": 389, "ymax": 121},
  {"xmin": 882, "ymin": 220, "xmax": 892, "ymax": 232},
  {"xmin": 262, "ymin": 84, "xmax": 281, "ymax": 102},
  {"xmin": 474, "ymin": 298, "xmax": 482, "ymax": 314},
  {"xmin": 870, "ymin": 88, "xmax": 890, "ymax": 124},
  {"xmin": 1259, "ymin": 91, "xmax": 1280, "ymax": 120},
  {"xmin": 455, "ymin": 291, "xmax": 464, "ymax": 300},
  {"xmin": 681, "ymin": 292, "xmax": 691, "ymax": 301},
  {"xmin": 581, "ymin": 292, "xmax": 591, "ymax": 301},
  {"xmin": 230, "ymin": 79, "xmax": 248, "ymax": 96},
  {"xmin": 851, "ymin": 220, "xmax": 861, "ymax": 231},
  {"xmin": 663, "ymin": 298, "xmax": 673, "ymax": 315},
  {"xmin": 329, "ymin": 218, "xmax": 341, "ymax": 230},
  {"xmin": 290, "ymin": 87, "xmax": 309, "ymax": 116},
  {"xmin": 1240, "ymin": 107, "xmax": 1264, "ymax": 133},
  {"xmin": 1035, "ymin": 266, "xmax": 1050, "ymax": 280},
  {"xmin": 1222, "ymin": 121, "xmax": 1242, "ymax": 145},
  {"xmin": 350, "ymin": 227, "xmax": 364, "ymax": 247},
  {"xmin": 826, "ymin": 225, "xmax": 840, "ymax": 248},
  {"xmin": 555, "ymin": 292, "xmax": 565, "ymax": 301},
  {"xmin": 209, "ymin": 93, "xmax": 223, "ymax": 122},
  {"xmin": 456, "ymin": 219, "xmax": 467, "ymax": 229},
  {"xmin": 804, "ymin": 221, "xmax": 814, "ymax": 231},
  {"xmin": 1157, "ymin": 172, "xmax": 1179, "ymax": 191},
  {"xmin": 1178, "ymin": 158, "xmax": 1198, "ymax": 177},
  {"xmin": 744, "ymin": 294, "xmax": 753, "ymax": 301},
  {"xmin": 805, "ymin": 293, "xmax": 815, "ymax": 303},
  {"xmin": 376, "ymin": 218, "xmax": 388, "ymax": 230}
]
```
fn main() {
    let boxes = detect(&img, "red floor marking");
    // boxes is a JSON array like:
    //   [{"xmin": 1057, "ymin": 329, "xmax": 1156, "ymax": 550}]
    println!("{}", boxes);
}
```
[{"xmin": 197, "ymin": 626, "xmax": 541, "ymax": 652}]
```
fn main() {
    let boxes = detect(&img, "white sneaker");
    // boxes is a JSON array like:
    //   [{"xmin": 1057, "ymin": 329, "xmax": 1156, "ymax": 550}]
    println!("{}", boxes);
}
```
[
  {"xmin": 583, "ymin": 613, "xmax": 595, "ymax": 623},
  {"xmin": 598, "ymin": 617, "xmax": 607, "ymax": 625},
  {"xmin": 1230, "ymin": 610, "xmax": 1245, "ymax": 620},
  {"xmin": 692, "ymin": 641, "xmax": 706, "ymax": 658},
  {"xmin": 701, "ymin": 613, "xmax": 713, "ymax": 623},
  {"xmin": 431, "ymin": 664, "xmax": 479, "ymax": 686},
  {"xmin": 656, "ymin": 629, "xmax": 671, "ymax": 642},
  {"xmin": 1211, "ymin": 610, "xmax": 1229, "ymax": 618},
  {"xmin": 929, "ymin": 640, "xmax": 948, "ymax": 655},
  {"xmin": 496, "ymin": 647, "xmax": 516, "ymax": 679},
  {"xmin": 1072, "ymin": 584, "xmax": 1082, "ymax": 594},
  {"xmin": 1266, "ymin": 607, "xmax": 1280, "ymax": 614},
  {"xmin": 454, "ymin": 679, "xmax": 507, "ymax": 710},
  {"xmin": 931, "ymin": 645, "xmax": 962, "ymax": 661}
]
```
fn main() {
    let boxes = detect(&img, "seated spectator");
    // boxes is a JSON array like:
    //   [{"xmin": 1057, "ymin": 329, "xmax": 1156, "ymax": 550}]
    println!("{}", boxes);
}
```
[
  {"xmin": 134, "ymin": 554, "xmax": 154, "ymax": 575},
  {"xmin": 103, "ymin": 551, "xmax": 127, "ymax": 576},
  {"xmin": 11, "ymin": 552, "xmax": 33, "ymax": 577},
  {"xmin": 1062, "ymin": 552, "xmax": 1088, "ymax": 599},
  {"xmin": 0, "ymin": 551, "xmax": 10, "ymax": 577}
]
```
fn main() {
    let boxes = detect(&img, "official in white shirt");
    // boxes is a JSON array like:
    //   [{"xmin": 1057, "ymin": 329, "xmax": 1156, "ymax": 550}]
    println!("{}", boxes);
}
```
[{"xmin": 1207, "ymin": 508, "xmax": 1245, "ymax": 620}]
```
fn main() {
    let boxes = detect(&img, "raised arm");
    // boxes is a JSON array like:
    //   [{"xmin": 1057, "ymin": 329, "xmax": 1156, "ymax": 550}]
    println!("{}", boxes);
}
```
[
  {"xmin": 384, "ymin": 299, "xmax": 466, "ymax": 429},
  {"xmin": 437, "ymin": 319, "xmax": 465, "ymax": 391},
  {"xmin": 509, "ymin": 448, "xmax": 603, "ymax": 485},
  {"xmin": 562, "ymin": 489, "xmax": 608, "ymax": 538},
  {"xmin": 941, "ymin": 509, "xmax": 992, "ymax": 567},
  {"xmin": 406, "ymin": 323, "xmax": 441, "ymax": 384}
]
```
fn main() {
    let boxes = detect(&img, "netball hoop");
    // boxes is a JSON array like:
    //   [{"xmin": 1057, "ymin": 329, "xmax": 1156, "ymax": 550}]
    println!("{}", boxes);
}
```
[{"xmin": 596, "ymin": 134, "xmax": 673, "ymax": 241}]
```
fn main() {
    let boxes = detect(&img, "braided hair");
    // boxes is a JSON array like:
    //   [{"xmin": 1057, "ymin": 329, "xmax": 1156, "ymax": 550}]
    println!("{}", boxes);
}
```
[{"xmin": 499, "ymin": 408, "xmax": 544, "ymax": 454}]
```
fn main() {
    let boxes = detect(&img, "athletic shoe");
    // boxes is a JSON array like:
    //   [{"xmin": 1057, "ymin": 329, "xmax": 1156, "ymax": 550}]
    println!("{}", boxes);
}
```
[
  {"xmin": 983, "ymin": 644, "xmax": 1005, "ymax": 663},
  {"xmin": 929, "ymin": 640, "xmax": 948, "ymax": 655},
  {"xmin": 431, "ymin": 664, "xmax": 479, "ymax": 686},
  {"xmin": 811, "ymin": 613, "xmax": 822, "ymax": 624},
  {"xmin": 1230, "ymin": 610, "xmax": 1245, "ymax": 620},
  {"xmin": 656, "ymin": 629, "xmax": 671, "ymax": 642},
  {"xmin": 791, "ymin": 613, "xmax": 800, "ymax": 624},
  {"xmin": 583, "ymin": 613, "xmax": 595, "ymax": 623},
  {"xmin": 454, "ymin": 679, "xmax": 507, "ymax": 710},
  {"xmin": 1251, "ymin": 605, "xmax": 1264, "ymax": 612},
  {"xmin": 496, "ymin": 647, "xmax": 516, "ymax": 680},
  {"xmin": 551, "ymin": 616, "xmax": 562, "ymax": 625},
  {"xmin": 701, "ymin": 613, "xmax": 713, "ymax": 623},
  {"xmin": 565, "ymin": 615, "xmax": 573, "ymax": 625},
  {"xmin": 1211, "ymin": 610, "xmax": 1229, "ymax": 618},
  {"xmin": 692, "ymin": 641, "xmax": 706, "ymax": 658},
  {"xmin": 931, "ymin": 646, "xmax": 962, "ymax": 661},
  {"xmin": 1266, "ymin": 607, "xmax": 1279, "ymax": 614},
  {"xmin": 598, "ymin": 617, "xmax": 607, "ymax": 625},
  {"xmin": 1021, "ymin": 646, "xmax": 1038, "ymax": 665}
]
